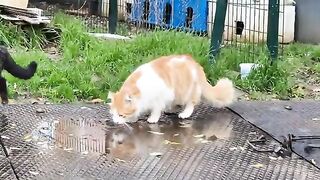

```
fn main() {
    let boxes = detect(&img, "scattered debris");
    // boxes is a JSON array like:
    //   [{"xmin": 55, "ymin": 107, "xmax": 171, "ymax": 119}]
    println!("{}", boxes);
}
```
[
  {"xmin": 10, "ymin": 147, "xmax": 22, "ymax": 150},
  {"xmin": 115, "ymin": 158, "xmax": 126, "ymax": 163},
  {"xmin": 229, "ymin": 147, "xmax": 238, "ymax": 151},
  {"xmin": 36, "ymin": 108, "xmax": 45, "ymax": 113},
  {"xmin": 249, "ymin": 132, "xmax": 257, "ymax": 135},
  {"xmin": 199, "ymin": 139, "xmax": 211, "ymax": 144},
  {"xmin": 37, "ymin": 142, "xmax": 46, "ymax": 145},
  {"xmin": 25, "ymin": 138, "xmax": 32, "ymax": 142},
  {"xmin": 1, "ymin": 135, "xmax": 10, "ymax": 139},
  {"xmin": 80, "ymin": 106, "xmax": 92, "ymax": 110},
  {"xmin": 268, "ymin": 156, "xmax": 282, "ymax": 160},
  {"xmin": 164, "ymin": 140, "xmax": 181, "ymax": 145},
  {"xmin": 229, "ymin": 146, "xmax": 245, "ymax": 151},
  {"xmin": 193, "ymin": 134, "xmax": 205, "ymax": 138},
  {"xmin": 247, "ymin": 140, "xmax": 292, "ymax": 157},
  {"xmin": 284, "ymin": 105, "xmax": 292, "ymax": 110},
  {"xmin": 249, "ymin": 135, "xmax": 267, "ymax": 144},
  {"xmin": 208, "ymin": 135, "xmax": 218, "ymax": 141},
  {"xmin": 24, "ymin": 134, "xmax": 32, "ymax": 142},
  {"xmin": 149, "ymin": 152, "xmax": 163, "ymax": 157},
  {"xmin": 29, "ymin": 171, "xmax": 39, "ymax": 175},
  {"xmin": 311, "ymin": 159, "xmax": 317, "ymax": 165},
  {"xmin": 179, "ymin": 124, "xmax": 192, "ymax": 128},
  {"xmin": 312, "ymin": 117, "xmax": 320, "ymax": 121},
  {"xmin": 63, "ymin": 148, "xmax": 73, "ymax": 151},
  {"xmin": 173, "ymin": 133, "xmax": 180, "ymax": 137},
  {"xmin": 250, "ymin": 163, "xmax": 264, "ymax": 168},
  {"xmin": 147, "ymin": 131, "xmax": 164, "ymax": 135}
]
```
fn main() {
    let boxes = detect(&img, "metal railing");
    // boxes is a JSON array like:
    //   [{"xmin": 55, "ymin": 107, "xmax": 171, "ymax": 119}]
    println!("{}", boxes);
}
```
[{"xmin": 26, "ymin": 0, "xmax": 289, "ymax": 61}]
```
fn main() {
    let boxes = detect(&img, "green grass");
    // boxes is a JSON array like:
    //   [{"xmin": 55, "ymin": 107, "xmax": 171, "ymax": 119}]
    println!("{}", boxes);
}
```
[
  {"xmin": 1, "ymin": 12, "xmax": 320, "ymax": 102},
  {"xmin": 0, "ymin": 20, "xmax": 46, "ymax": 49}
]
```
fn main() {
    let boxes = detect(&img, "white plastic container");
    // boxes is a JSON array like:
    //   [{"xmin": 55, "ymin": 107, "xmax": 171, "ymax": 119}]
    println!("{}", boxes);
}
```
[{"xmin": 239, "ymin": 63, "xmax": 260, "ymax": 79}]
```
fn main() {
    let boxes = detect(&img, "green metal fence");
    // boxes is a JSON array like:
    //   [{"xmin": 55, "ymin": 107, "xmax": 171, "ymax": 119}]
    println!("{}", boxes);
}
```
[
  {"xmin": 208, "ymin": 0, "xmax": 292, "ymax": 63},
  {"xmin": 28, "ymin": 0, "xmax": 291, "ymax": 61}
]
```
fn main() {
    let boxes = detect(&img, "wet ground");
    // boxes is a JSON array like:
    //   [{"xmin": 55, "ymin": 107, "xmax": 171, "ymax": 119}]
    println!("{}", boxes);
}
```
[
  {"xmin": 11, "ymin": 105, "xmax": 234, "ymax": 162},
  {"xmin": 231, "ymin": 100, "xmax": 320, "ymax": 168},
  {"xmin": 53, "ymin": 111, "xmax": 232, "ymax": 161},
  {"xmin": 0, "ymin": 103, "xmax": 319, "ymax": 179}
]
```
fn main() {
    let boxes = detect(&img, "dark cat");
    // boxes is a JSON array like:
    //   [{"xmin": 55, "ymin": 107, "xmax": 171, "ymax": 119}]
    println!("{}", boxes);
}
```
[{"xmin": 0, "ymin": 46, "xmax": 38, "ymax": 104}]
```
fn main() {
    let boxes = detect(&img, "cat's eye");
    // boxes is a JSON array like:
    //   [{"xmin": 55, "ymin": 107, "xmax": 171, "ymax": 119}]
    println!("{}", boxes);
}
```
[{"xmin": 125, "ymin": 95, "xmax": 132, "ymax": 103}]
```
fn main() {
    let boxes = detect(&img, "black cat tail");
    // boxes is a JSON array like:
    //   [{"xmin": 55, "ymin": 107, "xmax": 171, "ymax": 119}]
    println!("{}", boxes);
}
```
[{"xmin": 3, "ymin": 49, "xmax": 38, "ymax": 80}]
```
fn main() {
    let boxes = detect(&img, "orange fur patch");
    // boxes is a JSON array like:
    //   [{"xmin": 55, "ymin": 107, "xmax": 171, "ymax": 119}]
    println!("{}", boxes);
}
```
[
  {"xmin": 151, "ymin": 55, "xmax": 203, "ymax": 105},
  {"xmin": 110, "ymin": 71, "xmax": 142, "ymax": 117}
]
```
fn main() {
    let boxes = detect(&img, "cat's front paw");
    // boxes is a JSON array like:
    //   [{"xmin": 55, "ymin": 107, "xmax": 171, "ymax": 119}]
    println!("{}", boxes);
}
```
[
  {"xmin": 147, "ymin": 117, "xmax": 159, "ymax": 124},
  {"xmin": 178, "ymin": 112, "xmax": 192, "ymax": 119}
]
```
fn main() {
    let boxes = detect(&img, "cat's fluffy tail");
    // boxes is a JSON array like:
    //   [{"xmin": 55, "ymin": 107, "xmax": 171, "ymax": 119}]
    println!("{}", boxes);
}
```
[{"xmin": 201, "ymin": 78, "xmax": 235, "ymax": 108}]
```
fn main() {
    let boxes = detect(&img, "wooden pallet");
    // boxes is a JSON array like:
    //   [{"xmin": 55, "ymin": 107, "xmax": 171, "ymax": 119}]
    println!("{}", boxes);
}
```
[{"xmin": 0, "ymin": 5, "xmax": 50, "ymax": 25}]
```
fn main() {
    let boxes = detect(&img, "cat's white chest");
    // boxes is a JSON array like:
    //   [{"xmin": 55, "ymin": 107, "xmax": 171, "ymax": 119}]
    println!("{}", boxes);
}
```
[{"xmin": 135, "ymin": 64, "xmax": 175, "ymax": 112}]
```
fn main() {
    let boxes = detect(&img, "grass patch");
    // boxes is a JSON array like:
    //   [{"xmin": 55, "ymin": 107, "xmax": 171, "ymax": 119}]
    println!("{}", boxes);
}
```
[
  {"xmin": 0, "ymin": 20, "xmax": 46, "ymax": 49},
  {"xmin": 2, "ymin": 12, "xmax": 320, "ymax": 102}
]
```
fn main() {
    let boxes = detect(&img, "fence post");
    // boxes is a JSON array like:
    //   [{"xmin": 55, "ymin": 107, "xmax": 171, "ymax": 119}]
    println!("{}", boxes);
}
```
[
  {"xmin": 109, "ymin": 0, "xmax": 118, "ymax": 34},
  {"xmin": 267, "ymin": 0, "xmax": 280, "ymax": 62},
  {"xmin": 209, "ymin": 0, "xmax": 228, "ymax": 63}
]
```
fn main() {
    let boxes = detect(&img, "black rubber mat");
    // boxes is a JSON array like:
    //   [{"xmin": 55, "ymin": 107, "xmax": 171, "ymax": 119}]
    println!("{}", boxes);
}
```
[
  {"xmin": 230, "ymin": 100, "xmax": 320, "ymax": 168},
  {"xmin": 0, "ymin": 103, "xmax": 319, "ymax": 179}
]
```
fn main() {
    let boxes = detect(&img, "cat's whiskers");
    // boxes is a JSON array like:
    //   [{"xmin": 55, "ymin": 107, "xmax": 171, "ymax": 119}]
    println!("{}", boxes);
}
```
[{"xmin": 123, "ymin": 122, "xmax": 133, "ymax": 131}]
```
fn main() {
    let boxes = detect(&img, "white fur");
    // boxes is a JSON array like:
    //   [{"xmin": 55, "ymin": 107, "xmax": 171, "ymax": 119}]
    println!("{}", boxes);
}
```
[{"xmin": 135, "ymin": 64, "xmax": 175, "ymax": 123}]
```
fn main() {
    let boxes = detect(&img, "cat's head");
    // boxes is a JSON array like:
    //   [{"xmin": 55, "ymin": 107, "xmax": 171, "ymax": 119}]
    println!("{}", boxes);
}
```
[{"xmin": 108, "ymin": 91, "xmax": 138, "ymax": 124}]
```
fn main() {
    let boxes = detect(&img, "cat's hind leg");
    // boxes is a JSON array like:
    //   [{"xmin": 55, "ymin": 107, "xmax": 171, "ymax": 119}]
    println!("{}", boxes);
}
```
[
  {"xmin": 178, "ymin": 103, "xmax": 195, "ymax": 119},
  {"xmin": 178, "ymin": 85, "xmax": 201, "ymax": 119},
  {"xmin": 0, "ymin": 77, "xmax": 8, "ymax": 104}
]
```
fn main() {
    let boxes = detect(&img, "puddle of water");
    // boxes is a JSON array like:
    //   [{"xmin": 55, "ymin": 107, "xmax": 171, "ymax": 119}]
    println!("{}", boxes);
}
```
[{"xmin": 30, "ymin": 111, "xmax": 234, "ymax": 160}]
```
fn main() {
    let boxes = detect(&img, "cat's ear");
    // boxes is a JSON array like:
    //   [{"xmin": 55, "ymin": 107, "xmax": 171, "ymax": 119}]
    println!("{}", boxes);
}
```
[{"xmin": 107, "ymin": 91, "xmax": 114, "ymax": 100}]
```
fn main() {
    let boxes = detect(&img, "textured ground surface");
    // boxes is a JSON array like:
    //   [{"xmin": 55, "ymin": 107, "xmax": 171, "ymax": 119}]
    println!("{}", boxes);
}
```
[
  {"xmin": 0, "ymin": 103, "xmax": 319, "ymax": 179},
  {"xmin": 230, "ymin": 100, "xmax": 320, "ymax": 168}
]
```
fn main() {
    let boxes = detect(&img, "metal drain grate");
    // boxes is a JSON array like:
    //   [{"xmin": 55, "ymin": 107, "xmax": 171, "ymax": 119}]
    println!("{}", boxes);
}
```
[{"xmin": 0, "ymin": 103, "xmax": 318, "ymax": 179}]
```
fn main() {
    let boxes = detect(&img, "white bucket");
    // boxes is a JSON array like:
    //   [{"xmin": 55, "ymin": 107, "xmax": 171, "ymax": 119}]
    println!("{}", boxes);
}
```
[{"xmin": 239, "ymin": 63, "xmax": 261, "ymax": 79}]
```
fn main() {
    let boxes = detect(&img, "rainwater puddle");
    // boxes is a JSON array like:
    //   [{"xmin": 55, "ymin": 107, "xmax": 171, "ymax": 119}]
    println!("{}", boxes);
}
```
[{"xmin": 30, "ymin": 112, "xmax": 234, "ymax": 160}]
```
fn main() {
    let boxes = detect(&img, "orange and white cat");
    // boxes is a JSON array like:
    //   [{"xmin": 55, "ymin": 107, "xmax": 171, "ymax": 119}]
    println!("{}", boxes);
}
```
[{"xmin": 108, "ymin": 54, "xmax": 235, "ymax": 124}]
